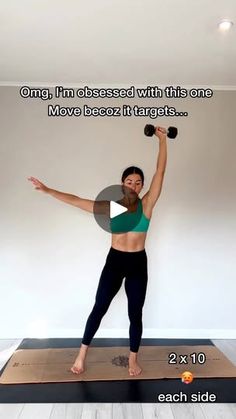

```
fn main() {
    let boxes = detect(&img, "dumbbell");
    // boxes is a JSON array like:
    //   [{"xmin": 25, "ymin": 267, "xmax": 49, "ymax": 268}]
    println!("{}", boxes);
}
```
[{"xmin": 144, "ymin": 124, "xmax": 178, "ymax": 139}]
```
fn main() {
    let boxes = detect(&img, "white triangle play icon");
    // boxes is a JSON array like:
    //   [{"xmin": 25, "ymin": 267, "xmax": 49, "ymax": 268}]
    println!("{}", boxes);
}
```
[{"xmin": 110, "ymin": 201, "xmax": 128, "ymax": 219}]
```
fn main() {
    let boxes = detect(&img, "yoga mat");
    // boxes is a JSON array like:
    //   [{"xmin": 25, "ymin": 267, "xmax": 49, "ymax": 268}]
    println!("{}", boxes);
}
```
[{"xmin": 1, "ymin": 345, "xmax": 236, "ymax": 384}]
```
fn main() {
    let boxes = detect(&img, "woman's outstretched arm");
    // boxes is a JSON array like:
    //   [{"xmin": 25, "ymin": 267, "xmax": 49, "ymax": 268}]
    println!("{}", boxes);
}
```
[{"xmin": 28, "ymin": 176, "xmax": 96, "ymax": 213}]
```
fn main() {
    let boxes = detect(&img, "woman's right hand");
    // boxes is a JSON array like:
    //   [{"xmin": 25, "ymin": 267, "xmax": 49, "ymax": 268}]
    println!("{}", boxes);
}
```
[{"xmin": 28, "ymin": 176, "xmax": 50, "ymax": 193}]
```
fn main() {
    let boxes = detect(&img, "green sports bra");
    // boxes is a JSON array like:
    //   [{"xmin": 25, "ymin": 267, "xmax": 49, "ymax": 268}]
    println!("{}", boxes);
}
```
[{"xmin": 110, "ymin": 199, "xmax": 150, "ymax": 233}]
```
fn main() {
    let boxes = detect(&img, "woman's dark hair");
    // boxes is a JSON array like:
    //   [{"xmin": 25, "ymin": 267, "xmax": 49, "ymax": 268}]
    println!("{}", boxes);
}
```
[{"xmin": 121, "ymin": 166, "xmax": 144, "ymax": 185}]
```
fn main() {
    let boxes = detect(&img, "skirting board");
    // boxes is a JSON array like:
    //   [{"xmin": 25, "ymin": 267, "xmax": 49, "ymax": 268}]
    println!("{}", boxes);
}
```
[{"xmin": 1, "ymin": 328, "xmax": 236, "ymax": 339}]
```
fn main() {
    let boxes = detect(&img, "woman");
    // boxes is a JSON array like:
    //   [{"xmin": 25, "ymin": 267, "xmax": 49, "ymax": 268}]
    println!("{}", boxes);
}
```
[{"xmin": 28, "ymin": 126, "xmax": 167, "ymax": 376}]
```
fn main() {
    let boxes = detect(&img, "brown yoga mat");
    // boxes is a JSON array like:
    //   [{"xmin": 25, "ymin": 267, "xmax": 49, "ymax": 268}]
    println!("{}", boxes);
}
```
[{"xmin": 1, "ymin": 345, "xmax": 236, "ymax": 384}]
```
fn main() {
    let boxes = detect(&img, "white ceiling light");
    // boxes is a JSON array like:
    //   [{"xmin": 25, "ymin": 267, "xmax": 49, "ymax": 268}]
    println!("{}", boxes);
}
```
[{"xmin": 218, "ymin": 19, "xmax": 234, "ymax": 31}]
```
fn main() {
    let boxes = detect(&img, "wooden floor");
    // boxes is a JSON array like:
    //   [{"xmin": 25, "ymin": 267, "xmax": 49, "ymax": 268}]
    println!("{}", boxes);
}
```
[{"xmin": 0, "ymin": 339, "xmax": 236, "ymax": 418}]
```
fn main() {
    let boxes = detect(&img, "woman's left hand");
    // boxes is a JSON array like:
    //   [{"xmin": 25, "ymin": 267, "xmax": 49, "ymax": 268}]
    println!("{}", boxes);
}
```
[{"xmin": 154, "ymin": 126, "xmax": 167, "ymax": 141}]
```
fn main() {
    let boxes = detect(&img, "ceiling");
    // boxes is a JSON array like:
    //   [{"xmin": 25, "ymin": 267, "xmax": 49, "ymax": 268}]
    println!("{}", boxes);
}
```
[{"xmin": 0, "ymin": 0, "xmax": 236, "ymax": 87}]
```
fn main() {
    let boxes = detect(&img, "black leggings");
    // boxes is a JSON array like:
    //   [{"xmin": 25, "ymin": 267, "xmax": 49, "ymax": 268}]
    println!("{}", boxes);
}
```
[{"xmin": 82, "ymin": 247, "xmax": 148, "ymax": 352}]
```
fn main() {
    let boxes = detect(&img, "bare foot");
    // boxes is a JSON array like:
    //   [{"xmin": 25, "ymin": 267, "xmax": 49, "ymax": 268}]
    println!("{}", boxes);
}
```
[
  {"xmin": 70, "ymin": 357, "xmax": 85, "ymax": 375},
  {"xmin": 70, "ymin": 344, "xmax": 88, "ymax": 375},
  {"xmin": 128, "ymin": 360, "xmax": 142, "ymax": 376}
]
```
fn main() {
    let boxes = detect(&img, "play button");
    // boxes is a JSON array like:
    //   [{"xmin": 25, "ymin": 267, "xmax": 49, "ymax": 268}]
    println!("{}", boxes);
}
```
[
  {"xmin": 93, "ymin": 184, "xmax": 142, "ymax": 233},
  {"xmin": 110, "ymin": 201, "xmax": 128, "ymax": 218}
]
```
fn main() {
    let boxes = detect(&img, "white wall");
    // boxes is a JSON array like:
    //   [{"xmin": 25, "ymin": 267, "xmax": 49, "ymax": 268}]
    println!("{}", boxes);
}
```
[{"xmin": 0, "ymin": 86, "xmax": 235, "ymax": 339}]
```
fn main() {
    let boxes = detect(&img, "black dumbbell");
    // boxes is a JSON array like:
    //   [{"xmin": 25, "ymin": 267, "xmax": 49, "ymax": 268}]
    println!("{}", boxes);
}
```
[{"xmin": 144, "ymin": 124, "xmax": 178, "ymax": 139}]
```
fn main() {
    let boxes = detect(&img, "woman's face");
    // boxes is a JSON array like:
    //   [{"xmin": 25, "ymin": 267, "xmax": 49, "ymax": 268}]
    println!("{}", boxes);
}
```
[{"xmin": 122, "ymin": 173, "xmax": 143, "ymax": 196}]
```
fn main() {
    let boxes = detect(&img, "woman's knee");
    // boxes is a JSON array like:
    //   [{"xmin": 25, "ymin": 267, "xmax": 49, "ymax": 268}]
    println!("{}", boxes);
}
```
[
  {"xmin": 128, "ymin": 309, "xmax": 143, "ymax": 324},
  {"xmin": 92, "ymin": 300, "xmax": 110, "ymax": 317}
]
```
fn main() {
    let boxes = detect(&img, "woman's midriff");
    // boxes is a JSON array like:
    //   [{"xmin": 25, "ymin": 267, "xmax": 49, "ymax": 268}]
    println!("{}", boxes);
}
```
[{"xmin": 111, "ymin": 231, "xmax": 147, "ymax": 252}]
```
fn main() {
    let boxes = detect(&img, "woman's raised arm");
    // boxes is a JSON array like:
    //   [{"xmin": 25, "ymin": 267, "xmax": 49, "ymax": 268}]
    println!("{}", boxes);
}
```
[{"xmin": 142, "ymin": 127, "xmax": 167, "ymax": 208}]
